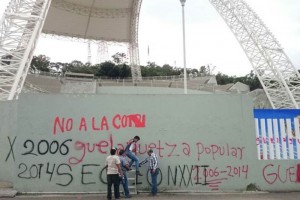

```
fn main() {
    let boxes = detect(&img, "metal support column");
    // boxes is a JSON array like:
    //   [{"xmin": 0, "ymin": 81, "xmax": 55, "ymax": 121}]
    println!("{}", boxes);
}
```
[
  {"xmin": 129, "ymin": 0, "xmax": 142, "ymax": 83},
  {"xmin": 209, "ymin": 0, "xmax": 300, "ymax": 108},
  {"xmin": 0, "ymin": 0, "xmax": 52, "ymax": 101}
]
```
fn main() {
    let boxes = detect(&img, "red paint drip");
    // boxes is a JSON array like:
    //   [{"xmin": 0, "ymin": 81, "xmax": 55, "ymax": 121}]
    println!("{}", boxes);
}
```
[{"xmin": 297, "ymin": 164, "xmax": 300, "ymax": 183}]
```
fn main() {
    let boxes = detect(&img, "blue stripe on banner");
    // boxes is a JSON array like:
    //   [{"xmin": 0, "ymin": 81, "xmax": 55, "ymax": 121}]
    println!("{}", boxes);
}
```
[
  {"xmin": 254, "ymin": 109, "xmax": 300, "ymax": 119},
  {"xmin": 258, "ymin": 120, "xmax": 262, "ymax": 158}
]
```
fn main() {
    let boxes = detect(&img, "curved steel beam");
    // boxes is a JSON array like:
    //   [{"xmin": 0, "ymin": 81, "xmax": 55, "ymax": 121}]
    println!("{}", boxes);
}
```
[
  {"xmin": 209, "ymin": 0, "xmax": 300, "ymax": 108},
  {"xmin": 0, "ymin": 0, "xmax": 52, "ymax": 101}
]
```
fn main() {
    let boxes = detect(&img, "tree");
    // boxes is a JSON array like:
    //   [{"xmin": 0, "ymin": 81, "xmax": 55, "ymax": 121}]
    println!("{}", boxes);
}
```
[
  {"xmin": 30, "ymin": 55, "xmax": 50, "ymax": 73},
  {"xmin": 112, "ymin": 52, "xmax": 127, "ymax": 64},
  {"xmin": 199, "ymin": 66, "xmax": 208, "ymax": 76},
  {"xmin": 118, "ymin": 64, "xmax": 131, "ymax": 78},
  {"xmin": 161, "ymin": 64, "xmax": 174, "ymax": 76},
  {"xmin": 28, "ymin": 54, "xmax": 259, "ymax": 87},
  {"xmin": 190, "ymin": 68, "xmax": 199, "ymax": 75},
  {"xmin": 242, "ymin": 71, "xmax": 262, "ymax": 91},
  {"xmin": 216, "ymin": 73, "xmax": 234, "ymax": 85},
  {"xmin": 97, "ymin": 61, "xmax": 118, "ymax": 77},
  {"xmin": 70, "ymin": 60, "xmax": 84, "ymax": 68},
  {"xmin": 140, "ymin": 62, "xmax": 182, "ymax": 77},
  {"xmin": 216, "ymin": 71, "xmax": 262, "ymax": 91}
]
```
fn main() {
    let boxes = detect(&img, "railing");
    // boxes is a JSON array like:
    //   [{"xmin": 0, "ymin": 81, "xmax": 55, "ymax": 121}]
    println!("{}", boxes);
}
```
[
  {"xmin": 27, "ymin": 72, "xmax": 219, "ymax": 92},
  {"xmin": 24, "ymin": 82, "xmax": 48, "ymax": 93},
  {"xmin": 33, "ymin": 71, "xmax": 61, "ymax": 77},
  {"xmin": 29, "ymin": 72, "xmax": 208, "ymax": 82}
]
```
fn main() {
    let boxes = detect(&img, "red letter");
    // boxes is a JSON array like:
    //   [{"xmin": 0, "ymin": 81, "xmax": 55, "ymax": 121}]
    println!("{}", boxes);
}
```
[
  {"xmin": 182, "ymin": 142, "xmax": 191, "ymax": 156},
  {"xmin": 129, "ymin": 114, "xmax": 146, "ymax": 128},
  {"xmin": 112, "ymin": 114, "xmax": 121, "ymax": 130},
  {"xmin": 165, "ymin": 143, "xmax": 179, "ymax": 157},
  {"xmin": 97, "ymin": 140, "xmax": 109, "ymax": 154},
  {"xmin": 287, "ymin": 167, "xmax": 296, "ymax": 183},
  {"xmin": 148, "ymin": 143, "xmax": 157, "ymax": 150},
  {"xmin": 66, "ymin": 118, "xmax": 73, "ymax": 131},
  {"xmin": 101, "ymin": 116, "xmax": 109, "ymax": 130},
  {"xmin": 79, "ymin": 117, "xmax": 87, "ymax": 132},
  {"xmin": 92, "ymin": 117, "xmax": 100, "ymax": 131},
  {"xmin": 256, "ymin": 137, "xmax": 260, "ymax": 145},
  {"xmin": 117, "ymin": 143, "xmax": 124, "ymax": 150},
  {"xmin": 196, "ymin": 142, "xmax": 204, "ymax": 161},
  {"xmin": 53, "ymin": 117, "xmax": 64, "ymax": 136},
  {"xmin": 157, "ymin": 140, "xmax": 165, "ymax": 158},
  {"xmin": 69, "ymin": 141, "xmax": 86, "ymax": 165},
  {"xmin": 297, "ymin": 164, "xmax": 300, "ymax": 182},
  {"xmin": 109, "ymin": 134, "xmax": 114, "ymax": 150},
  {"xmin": 277, "ymin": 165, "xmax": 287, "ymax": 183},
  {"xmin": 262, "ymin": 164, "xmax": 277, "ymax": 185}
]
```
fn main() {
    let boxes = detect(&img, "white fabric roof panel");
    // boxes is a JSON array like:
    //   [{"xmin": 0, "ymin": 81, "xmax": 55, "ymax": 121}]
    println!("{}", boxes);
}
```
[
  {"xmin": 70, "ymin": 0, "xmax": 132, "ymax": 9},
  {"xmin": 42, "ymin": 0, "xmax": 136, "ymax": 43}
]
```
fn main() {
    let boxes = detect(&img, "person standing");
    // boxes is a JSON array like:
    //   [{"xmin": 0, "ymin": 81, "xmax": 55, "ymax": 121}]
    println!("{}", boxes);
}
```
[
  {"xmin": 106, "ymin": 148, "xmax": 123, "ymax": 200},
  {"xmin": 147, "ymin": 148, "xmax": 159, "ymax": 196},
  {"xmin": 118, "ymin": 149, "xmax": 132, "ymax": 198},
  {"xmin": 125, "ymin": 136, "xmax": 143, "ymax": 176}
]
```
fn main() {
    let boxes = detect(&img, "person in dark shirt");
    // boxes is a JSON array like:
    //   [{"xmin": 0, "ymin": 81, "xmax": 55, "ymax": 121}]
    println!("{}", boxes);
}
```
[
  {"xmin": 125, "ymin": 136, "xmax": 143, "ymax": 176},
  {"xmin": 118, "ymin": 149, "xmax": 132, "ymax": 198}
]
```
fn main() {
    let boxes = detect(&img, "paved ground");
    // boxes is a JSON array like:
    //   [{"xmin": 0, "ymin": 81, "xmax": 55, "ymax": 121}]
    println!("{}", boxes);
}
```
[{"xmin": 1, "ymin": 192, "xmax": 300, "ymax": 200}]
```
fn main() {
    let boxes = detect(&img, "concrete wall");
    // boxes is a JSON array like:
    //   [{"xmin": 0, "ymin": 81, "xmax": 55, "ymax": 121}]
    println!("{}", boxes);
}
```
[
  {"xmin": 61, "ymin": 81, "xmax": 97, "ymax": 94},
  {"xmin": 0, "ymin": 101, "xmax": 17, "ymax": 185},
  {"xmin": 26, "ymin": 74, "xmax": 62, "ymax": 93},
  {"xmin": 1, "ymin": 94, "xmax": 300, "ymax": 193},
  {"xmin": 97, "ymin": 86, "xmax": 212, "ymax": 94}
]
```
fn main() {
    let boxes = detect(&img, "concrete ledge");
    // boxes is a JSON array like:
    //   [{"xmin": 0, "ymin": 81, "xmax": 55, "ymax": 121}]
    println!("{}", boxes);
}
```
[
  {"xmin": 0, "ymin": 189, "xmax": 17, "ymax": 198},
  {"xmin": 17, "ymin": 191, "xmax": 269, "ymax": 195}
]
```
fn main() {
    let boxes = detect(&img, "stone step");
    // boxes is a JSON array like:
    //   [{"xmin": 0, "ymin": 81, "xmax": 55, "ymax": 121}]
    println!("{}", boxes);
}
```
[{"xmin": 0, "ymin": 189, "xmax": 17, "ymax": 198}]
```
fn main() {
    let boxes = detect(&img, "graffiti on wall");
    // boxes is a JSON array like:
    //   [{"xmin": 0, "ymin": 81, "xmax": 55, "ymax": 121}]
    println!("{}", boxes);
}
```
[
  {"xmin": 262, "ymin": 163, "xmax": 298, "ymax": 185},
  {"xmin": 16, "ymin": 113, "xmax": 146, "ymax": 187},
  {"xmin": 11, "ymin": 112, "xmax": 253, "ymax": 191},
  {"xmin": 166, "ymin": 164, "xmax": 249, "ymax": 190},
  {"xmin": 1, "ymin": 97, "xmax": 298, "ymax": 192},
  {"xmin": 5, "ymin": 136, "xmax": 17, "ymax": 162},
  {"xmin": 53, "ymin": 114, "xmax": 146, "ymax": 135}
]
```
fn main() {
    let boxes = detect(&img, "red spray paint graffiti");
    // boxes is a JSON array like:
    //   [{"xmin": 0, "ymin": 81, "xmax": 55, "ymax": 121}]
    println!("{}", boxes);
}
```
[{"xmin": 53, "ymin": 113, "xmax": 146, "ymax": 135}]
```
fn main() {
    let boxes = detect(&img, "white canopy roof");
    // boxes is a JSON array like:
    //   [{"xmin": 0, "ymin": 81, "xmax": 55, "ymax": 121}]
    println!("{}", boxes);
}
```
[{"xmin": 42, "ymin": 0, "xmax": 141, "ymax": 43}]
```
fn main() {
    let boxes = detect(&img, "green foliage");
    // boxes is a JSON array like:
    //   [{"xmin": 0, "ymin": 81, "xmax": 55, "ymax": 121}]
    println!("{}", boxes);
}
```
[
  {"xmin": 216, "ymin": 73, "xmax": 236, "ymax": 85},
  {"xmin": 112, "ymin": 52, "xmax": 127, "ymax": 64},
  {"xmin": 30, "ymin": 55, "xmax": 51, "ymax": 73},
  {"xmin": 200, "ymin": 65, "xmax": 209, "ymax": 76},
  {"xmin": 97, "ymin": 61, "xmax": 119, "ymax": 77},
  {"xmin": 141, "ymin": 62, "xmax": 181, "ymax": 77},
  {"xmin": 119, "ymin": 64, "xmax": 131, "ymax": 78},
  {"xmin": 216, "ymin": 70, "xmax": 262, "ymax": 91},
  {"xmin": 29, "ymin": 54, "xmax": 262, "ymax": 91}
]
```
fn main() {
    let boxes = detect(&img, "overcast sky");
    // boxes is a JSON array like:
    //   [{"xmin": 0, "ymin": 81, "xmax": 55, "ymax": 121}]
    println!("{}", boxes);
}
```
[{"xmin": 0, "ymin": 0, "xmax": 299, "ymax": 76}]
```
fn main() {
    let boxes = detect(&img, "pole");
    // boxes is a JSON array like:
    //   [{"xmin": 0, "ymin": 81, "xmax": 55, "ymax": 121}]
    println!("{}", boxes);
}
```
[{"xmin": 180, "ymin": 0, "xmax": 187, "ymax": 94}]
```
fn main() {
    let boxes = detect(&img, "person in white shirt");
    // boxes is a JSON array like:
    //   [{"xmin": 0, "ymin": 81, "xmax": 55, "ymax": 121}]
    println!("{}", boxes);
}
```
[
  {"xmin": 125, "ymin": 136, "xmax": 143, "ymax": 176},
  {"xmin": 106, "ymin": 148, "xmax": 123, "ymax": 200}
]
